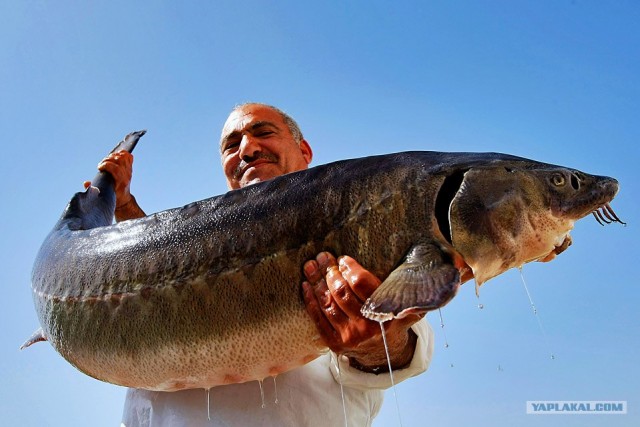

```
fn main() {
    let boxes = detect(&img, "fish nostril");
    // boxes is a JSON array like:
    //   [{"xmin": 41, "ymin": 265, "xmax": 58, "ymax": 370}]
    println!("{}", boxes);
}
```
[{"xmin": 570, "ymin": 174, "xmax": 580, "ymax": 190}]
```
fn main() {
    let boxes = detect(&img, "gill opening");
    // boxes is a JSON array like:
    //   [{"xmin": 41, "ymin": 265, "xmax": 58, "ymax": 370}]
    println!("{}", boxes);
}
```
[{"xmin": 434, "ymin": 169, "xmax": 468, "ymax": 244}]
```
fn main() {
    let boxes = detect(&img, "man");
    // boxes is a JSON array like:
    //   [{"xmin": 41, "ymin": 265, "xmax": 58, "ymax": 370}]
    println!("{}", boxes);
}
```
[{"xmin": 96, "ymin": 103, "xmax": 433, "ymax": 426}]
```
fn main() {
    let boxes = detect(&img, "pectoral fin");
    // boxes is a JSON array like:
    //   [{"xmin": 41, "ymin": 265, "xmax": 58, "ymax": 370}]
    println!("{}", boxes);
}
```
[
  {"xmin": 361, "ymin": 242, "xmax": 461, "ymax": 321},
  {"xmin": 20, "ymin": 328, "xmax": 47, "ymax": 350}
]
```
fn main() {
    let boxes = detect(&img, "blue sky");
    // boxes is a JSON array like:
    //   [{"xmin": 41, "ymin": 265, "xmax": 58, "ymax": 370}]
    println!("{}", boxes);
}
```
[{"xmin": 1, "ymin": 1, "xmax": 638, "ymax": 426}]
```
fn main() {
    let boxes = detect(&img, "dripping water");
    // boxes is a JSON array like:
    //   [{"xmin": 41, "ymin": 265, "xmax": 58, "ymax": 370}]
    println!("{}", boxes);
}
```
[
  {"xmin": 334, "ymin": 356, "xmax": 349, "ymax": 427},
  {"xmin": 272, "ymin": 376, "xmax": 279, "ymax": 405},
  {"xmin": 438, "ymin": 309, "xmax": 454, "ymax": 368},
  {"xmin": 258, "ymin": 379, "xmax": 266, "ymax": 408},
  {"xmin": 519, "ymin": 267, "xmax": 555, "ymax": 360},
  {"xmin": 475, "ymin": 296, "xmax": 494, "ymax": 369},
  {"xmin": 206, "ymin": 388, "xmax": 211, "ymax": 421},
  {"xmin": 475, "ymin": 279, "xmax": 484, "ymax": 310},
  {"xmin": 379, "ymin": 320, "xmax": 403, "ymax": 427},
  {"xmin": 437, "ymin": 309, "xmax": 450, "ymax": 349}
]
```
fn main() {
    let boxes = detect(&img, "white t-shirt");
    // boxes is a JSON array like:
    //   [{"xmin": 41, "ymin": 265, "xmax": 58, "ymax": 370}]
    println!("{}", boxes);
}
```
[{"xmin": 121, "ymin": 321, "xmax": 433, "ymax": 427}]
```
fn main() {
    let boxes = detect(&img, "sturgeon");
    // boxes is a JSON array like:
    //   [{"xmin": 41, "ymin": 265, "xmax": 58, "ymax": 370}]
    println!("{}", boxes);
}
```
[{"xmin": 25, "ymin": 131, "xmax": 622, "ymax": 391}]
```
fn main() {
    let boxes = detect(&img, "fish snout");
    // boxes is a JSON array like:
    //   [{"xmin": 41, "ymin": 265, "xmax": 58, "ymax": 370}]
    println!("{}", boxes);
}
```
[
  {"xmin": 583, "ymin": 175, "xmax": 623, "ymax": 225},
  {"xmin": 552, "ymin": 171, "xmax": 622, "ymax": 223}
]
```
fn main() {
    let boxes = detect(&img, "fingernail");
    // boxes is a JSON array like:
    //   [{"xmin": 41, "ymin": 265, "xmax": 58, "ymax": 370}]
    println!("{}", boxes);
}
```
[
  {"xmin": 304, "ymin": 262, "xmax": 317, "ymax": 279},
  {"xmin": 316, "ymin": 251, "xmax": 329, "ymax": 265},
  {"xmin": 338, "ymin": 257, "xmax": 351, "ymax": 273},
  {"xmin": 303, "ymin": 263, "xmax": 313, "ymax": 275}
]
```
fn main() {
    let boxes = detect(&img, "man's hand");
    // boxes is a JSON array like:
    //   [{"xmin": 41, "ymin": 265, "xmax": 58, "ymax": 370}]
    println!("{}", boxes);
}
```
[
  {"xmin": 83, "ymin": 150, "xmax": 145, "ymax": 222},
  {"xmin": 302, "ymin": 252, "xmax": 422, "ymax": 373}
]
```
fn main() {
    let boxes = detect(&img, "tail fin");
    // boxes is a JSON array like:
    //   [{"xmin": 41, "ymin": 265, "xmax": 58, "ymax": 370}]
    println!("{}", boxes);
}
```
[
  {"xmin": 58, "ymin": 130, "xmax": 147, "ymax": 231},
  {"xmin": 90, "ymin": 129, "xmax": 146, "ymax": 192}
]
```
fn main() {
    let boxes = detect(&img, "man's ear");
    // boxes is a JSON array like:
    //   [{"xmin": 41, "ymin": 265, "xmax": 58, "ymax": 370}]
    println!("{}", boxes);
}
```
[{"xmin": 300, "ymin": 139, "xmax": 313, "ymax": 165}]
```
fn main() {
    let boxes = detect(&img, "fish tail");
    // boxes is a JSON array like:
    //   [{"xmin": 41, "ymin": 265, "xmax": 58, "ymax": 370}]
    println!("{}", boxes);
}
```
[{"xmin": 59, "ymin": 130, "xmax": 147, "ymax": 231}]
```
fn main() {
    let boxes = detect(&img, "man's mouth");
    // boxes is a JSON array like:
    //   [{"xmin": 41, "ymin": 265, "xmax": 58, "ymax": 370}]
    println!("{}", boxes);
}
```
[{"xmin": 234, "ymin": 155, "xmax": 278, "ymax": 180}]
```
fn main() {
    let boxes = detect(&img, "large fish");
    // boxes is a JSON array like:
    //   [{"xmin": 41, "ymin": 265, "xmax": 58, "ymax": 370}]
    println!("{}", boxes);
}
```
[{"xmin": 24, "ymin": 131, "xmax": 622, "ymax": 391}]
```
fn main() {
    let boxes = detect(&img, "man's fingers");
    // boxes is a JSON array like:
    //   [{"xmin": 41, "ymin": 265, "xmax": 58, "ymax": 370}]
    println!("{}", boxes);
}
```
[
  {"xmin": 337, "ymin": 256, "xmax": 381, "ymax": 301},
  {"xmin": 97, "ymin": 151, "xmax": 133, "ymax": 177},
  {"xmin": 302, "ymin": 281, "xmax": 338, "ymax": 348},
  {"xmin": 303, "ymin": 260, "xmax": 322, "ymax": 285},
  {"xmin": 316, "ymin": 251, "xmax": 338, "ymax": 273},
  {"xmin": 302, "ymin": 251, "xmax": 402, "ymax": 354},
  {"xmin": 312, "ymin": 276, "xmax": 349, "ymax": 325},
  {"xmin": 311, "ymin": 252, "xmax": 363, "ymax": 318},
  {"xmin": 303, "ymin": 252, "xmax": 339, "ymax": 286},
  {"xmin": 306, "ymin": 267, "xmax": 357, "ymax": 347},
  {"xmin": 325, "ymin": 266, "xmax": 366, "ymax": 318}
]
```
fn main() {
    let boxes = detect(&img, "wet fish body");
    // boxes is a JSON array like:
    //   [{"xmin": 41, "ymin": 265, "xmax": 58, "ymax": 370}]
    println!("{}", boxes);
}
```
[{"xmin": 27, "ymin": 134, "xmax": 621, "ymax": 391}]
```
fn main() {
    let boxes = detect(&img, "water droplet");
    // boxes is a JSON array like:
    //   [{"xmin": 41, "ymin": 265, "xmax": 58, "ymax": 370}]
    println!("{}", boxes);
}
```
[
  {"xmin": 551, "ymin": 354, "xmax": 556, "ymax": 360},
  {"xmin": 449, "ymin": 363, "xmax": 454, "ymax": 368},
  {"xmin": 438, "ymin": 309, "xmax": 450, "ymax": 349},
  {"xmin": 379, "ymin": 321, "xmax": 403, "ymax": 426},
  {"xmin": 206, "ymin": 388, "xmax": 211, "ymax": 420},
  {"xmin": 444, "ymin": 343, "xmax": 449, "ymax": 348},
  {"xmin": 272, "ymin": 376, "xmax": 279, "ymax": 405},
  {"xmin": 477, "ymin": 303, "xmax": 484, "ymax": 309},
  {"xmin": 258, "ymin": 380, "xmax": 265, "ymax": 409},
  {"xmin": 519, "ymin": 268, "xmax": 555, "ymax": 361}
]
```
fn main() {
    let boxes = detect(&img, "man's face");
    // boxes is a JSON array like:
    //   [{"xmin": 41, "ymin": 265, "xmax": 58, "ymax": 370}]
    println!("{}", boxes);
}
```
[{"xmin": 220, "ymin": 105, "xmax": 313, "ymax": 190}]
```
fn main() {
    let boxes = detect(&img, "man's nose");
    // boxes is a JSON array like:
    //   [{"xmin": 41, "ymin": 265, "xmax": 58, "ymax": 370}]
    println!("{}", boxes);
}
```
[{"xmin": 238, "ymin": 134, "xmax": 261, "ymax": 161}]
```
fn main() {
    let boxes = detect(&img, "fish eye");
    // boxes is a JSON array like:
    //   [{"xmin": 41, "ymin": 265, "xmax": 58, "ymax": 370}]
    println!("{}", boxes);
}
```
[{"xmin": 551, "ymin": 173, "xmax": 566, "ymax": 187}]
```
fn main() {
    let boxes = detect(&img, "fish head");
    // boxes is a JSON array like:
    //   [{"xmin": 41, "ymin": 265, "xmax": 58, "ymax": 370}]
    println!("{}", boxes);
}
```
[{"xmin": 447, "ymin": 162, "xmax": 620, "ymax": 285}]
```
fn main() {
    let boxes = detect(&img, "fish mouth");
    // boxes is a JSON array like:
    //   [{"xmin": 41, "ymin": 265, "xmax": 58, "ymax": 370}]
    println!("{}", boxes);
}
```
[
  {"xmin": 592, "ymin": 202, "xmax": 626, "ymax": 226},
  {"xmin": 543, "ymin": 202, "xmax": 624, "ymax": 262},
  {"xmin": 551, "ymin": 233, "xmax": 573, "ymax": 258}
]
